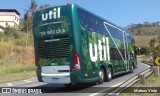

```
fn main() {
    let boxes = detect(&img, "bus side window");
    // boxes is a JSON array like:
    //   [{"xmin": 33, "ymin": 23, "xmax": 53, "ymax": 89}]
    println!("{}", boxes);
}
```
[
  {"xmin": 112, "ymin": 49, "xmax": 126, "ymax": 60},
  {"xmin": 83, "ymin": 13, "xmax": 88, "ymax": 29},
  {"xmin": 110, "ymin": 48, "xmax": 115, "ymax": 60},
  {"xmin": 78, "ymin": 8, "xmax": 88, "ymax": 30}
]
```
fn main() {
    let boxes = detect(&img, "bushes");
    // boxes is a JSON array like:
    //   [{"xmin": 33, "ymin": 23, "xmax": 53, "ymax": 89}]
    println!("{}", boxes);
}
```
[
  {"xmin": 4, "ymin": 27, "xmax": 19, "ymax": 39},
  {"xmin": 1, "ymin": 27, "xmax": 33, "ymax": 46},
  {"xmin": 0, "ymin": 27, "xmax": 35, "ymax": 74},
  {"xmin": 0, "ymin": 41, "xmax": 14, "ymax": 58},
  {"xmin": 14, "ymin": 33, "xmax": 27, "ymax": 46},
  {"xmin": 0, "ymin": 32, "xmax": 4, "ymax": 40}
]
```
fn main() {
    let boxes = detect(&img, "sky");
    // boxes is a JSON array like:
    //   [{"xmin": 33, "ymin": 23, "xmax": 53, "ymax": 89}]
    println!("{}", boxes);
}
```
[{"xmin": 0, "ymin": 0, "xmax": 160, "ymax": 27}]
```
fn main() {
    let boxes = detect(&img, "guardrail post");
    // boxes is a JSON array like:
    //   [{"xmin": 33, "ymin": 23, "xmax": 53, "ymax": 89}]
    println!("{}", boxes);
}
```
[
  {"xmin": 159, "ymin": 66, "xmax": 160, "ymax": 76},
  {"xmin": 138, "ymin": 74, "xmax": 145, "ymax": 84},
  {"xmin": 152, "ymin": 66, "xmax": 159, "ymax": 76},
  {"xmin": 157, "ymin": 66, "xmax": 160, "ymax": 76}
]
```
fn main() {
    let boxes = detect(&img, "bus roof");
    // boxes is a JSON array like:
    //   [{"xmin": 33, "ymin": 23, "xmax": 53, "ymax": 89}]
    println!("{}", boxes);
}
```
[
  {"xmin": 34, "ymin": 3, "xmax": 132, "ymax": 36},
  {"xmin": 75, "ymin": 4, "xmax": 132, "ymax": 35}
]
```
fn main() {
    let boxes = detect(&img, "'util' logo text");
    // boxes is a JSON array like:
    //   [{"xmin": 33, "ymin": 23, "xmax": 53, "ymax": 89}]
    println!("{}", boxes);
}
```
[
  {"xmin": 42, "ymin": 7, "xmax": 60, "ymax": 21},
  {"xmin": 89, "ymin": 36, "xmax": 110, "ymax": 62}
]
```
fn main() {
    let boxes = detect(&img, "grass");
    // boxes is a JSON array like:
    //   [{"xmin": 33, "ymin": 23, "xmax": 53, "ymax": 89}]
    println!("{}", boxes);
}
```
[
  {"xmin": 120, "ymin": 74, "xmax": 160, "ymax": 96},
  {"xmin": 0, "ymin": 63, "xmax": 36, "ymax": 84},
  {"xmin": 0, "ymin": 71, "xmax": 36, "ymax": 84},
  {"xmin": 0, "ymin": 30, "xmax": 35, "ymax": 83},
  {"xmin": 141, "ymin": 55, "xmax": 153, "ymax": 64},
  {"xmin": 0, "ymin": 63, "xmax": 35, "ymax": 75}
]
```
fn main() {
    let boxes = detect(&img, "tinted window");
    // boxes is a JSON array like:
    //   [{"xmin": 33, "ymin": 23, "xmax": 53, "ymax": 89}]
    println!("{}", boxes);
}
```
[
  {"xmin": 78, "ymin": 8, "xmax": 109, "ymax": 36},
  {"xmin": 78, "ymin": 8, "xmax": 129, "ymax": 42},
  {"xmin": 126, "ymin": 32, "xmax": 134, "ymax": 44},
  {"xmin": 110, "ymin": 48, "xmax": 126, "ymax": 60}
]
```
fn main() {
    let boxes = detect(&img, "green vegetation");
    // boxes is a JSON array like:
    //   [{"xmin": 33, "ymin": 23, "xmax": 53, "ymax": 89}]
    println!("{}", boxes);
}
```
[
  {"xmin": 0, "ymin": 71, "xmax": 36, "ymax": 83},
  {"xmin": 0, "ymin": 0, "xmax": 53, "ymax": 83},
  {"xmin": 123, "ymin": 22, "xmax": 160, "ymax": 96},
  {"xmin": 120, "ymin": 74, "xmax": 160, "ymax": 96},
  {"xmin": 0, "ymin": 27, "xmax": 35, "ymax": 75},
  {"xmin": 0, "ymin": 63, "xmax": 34, "ymax": 75},
  {"xmin": 128, "ymin": 23, "xmax": 160, "ymax": 60}
]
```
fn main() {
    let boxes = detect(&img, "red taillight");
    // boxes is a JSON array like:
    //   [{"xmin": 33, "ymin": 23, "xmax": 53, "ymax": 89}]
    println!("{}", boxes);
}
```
[
  {"xmin": 71, "ymin": 52, "xmax": 81, "ymax": 72},
  {"xmin": 35, "ymin": 55, "xmax": 41, "ymax": 72},
  {"xmin": 35, "ymin": 55, "xmax": 39, "ymax": 66},
  {"xmin": 35, "ymin": 10, "xmax": 39, "ymax": 12},
  {"xmin": 36, "ymin": 66, "xmax": 41, "ymax": 72}
]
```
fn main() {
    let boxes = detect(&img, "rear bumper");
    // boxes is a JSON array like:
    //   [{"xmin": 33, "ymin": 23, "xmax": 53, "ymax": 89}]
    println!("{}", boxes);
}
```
[
  {"xmin": 37, "ymin": 68, "xmax": 99, "ymax": 84},
  {"xmin": 41, "ymin": 73, "xmax": 71, "ymax": 84},
  {"xmin": 70, "ymin": 70, "xmax": 99, "ymax": 83},
  {"xmin": 40, "ymin": 65, "xmax": 71, "ymax": 84}
]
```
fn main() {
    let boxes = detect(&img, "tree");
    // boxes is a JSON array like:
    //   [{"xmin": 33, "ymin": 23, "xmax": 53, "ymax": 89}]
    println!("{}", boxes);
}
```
[
  {"xmin": 24, "ymin": 0, "xmax": 37, "ymax": 48},
  {"xmin": 39, "ymin": 4, "xmax": 50, "ymax": 9},
  {"xmin": 24, "ymin": 0, "xmax": 37, "ymax": 32},
  {"xmin": 149, "ymin": 38, "xmax": 157, "ymax": 53},
  {"xmin": 3, "ymin": 27, "xmax": 19, "ymax": 39}
]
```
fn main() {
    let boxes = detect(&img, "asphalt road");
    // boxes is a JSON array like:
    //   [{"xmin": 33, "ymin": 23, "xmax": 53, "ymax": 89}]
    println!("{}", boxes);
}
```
[{"xmin": 0, "ymin": 62, "xmax": 150, "ymax": 96}]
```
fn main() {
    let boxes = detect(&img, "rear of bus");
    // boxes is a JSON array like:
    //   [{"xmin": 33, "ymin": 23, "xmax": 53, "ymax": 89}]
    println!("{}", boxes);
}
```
[{"xmin": 33, "ymin": 4, "xmax": 82, "ymax": 84}]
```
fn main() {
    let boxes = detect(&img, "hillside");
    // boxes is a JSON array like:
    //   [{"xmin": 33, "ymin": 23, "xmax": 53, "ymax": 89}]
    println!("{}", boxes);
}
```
[
  {"xmin": 134, "ymin": 35, "xmax": 158, "ymax": 47},
  {"xmin": 126, "ymin": 22, "xmax": 160, "ymax": 47},
  {"xmin": 129, "ymin": 26, "xmax": 160, "ymax": 36}
]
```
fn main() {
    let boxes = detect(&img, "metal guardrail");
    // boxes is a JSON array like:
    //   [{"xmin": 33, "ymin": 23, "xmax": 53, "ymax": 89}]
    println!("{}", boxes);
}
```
[{"xmin": 106, "ymin": 66, "xmax": 155, "ymax": 96}]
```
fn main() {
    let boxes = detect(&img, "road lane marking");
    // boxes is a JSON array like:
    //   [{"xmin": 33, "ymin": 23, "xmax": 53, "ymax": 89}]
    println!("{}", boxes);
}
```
[
  {"xmin": 89, "ymin": 82, "xmax": 123, "ymax": 96},
  {"xmin": 23, "ymin": 80, "xmax": 32, "ymax": 83},
  {"xmin": 111, "ymin": 82, "xmax": 123, "ymax": 87},
  {"xmin": 7, "ymin": 83, "xmax": 13, "ymax": 86}
]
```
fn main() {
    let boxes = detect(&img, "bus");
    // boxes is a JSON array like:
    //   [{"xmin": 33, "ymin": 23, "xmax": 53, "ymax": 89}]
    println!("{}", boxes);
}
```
[{"xmin": 33, "ymin": 3, "xmax": 137, "ymax": 85}]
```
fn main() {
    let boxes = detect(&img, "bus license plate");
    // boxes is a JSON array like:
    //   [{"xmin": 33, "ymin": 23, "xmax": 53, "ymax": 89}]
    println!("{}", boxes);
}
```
[{"xmin": 51, "ymin": 77, "xmax": 59, "ymax": 81}]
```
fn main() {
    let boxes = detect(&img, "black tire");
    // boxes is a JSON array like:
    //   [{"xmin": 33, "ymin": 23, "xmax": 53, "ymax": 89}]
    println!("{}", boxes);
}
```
[
  {"xmin": 130, "ymin": 64, "xmax": 134, "ymax": 73},
  {"xmin": 106, "ymin": 67, "xmax": 112, "ymax": 81},
  {"xmin": 98, "ymin": 68, "xmax": 105, "ymax": 84},
  {"xmin": 64, "ymin": 83, "xmax": 73, "ymax": 87}
]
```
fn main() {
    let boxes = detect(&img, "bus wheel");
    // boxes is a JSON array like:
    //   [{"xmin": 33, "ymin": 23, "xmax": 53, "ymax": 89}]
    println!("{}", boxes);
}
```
[
  {"xmin": 106, "ymin": 67, "xmax": 112, "ymax": 81},
  {"xmin": 98, "ymin": 69, "xmax": 104, "ymax": 84},
  {"xmin": 64, "ymin": 83, "xmax": 73, "ymax": 87},
  {"xmin": 130, "ymin": 64, "xmax": 134, "ymax": 73}
]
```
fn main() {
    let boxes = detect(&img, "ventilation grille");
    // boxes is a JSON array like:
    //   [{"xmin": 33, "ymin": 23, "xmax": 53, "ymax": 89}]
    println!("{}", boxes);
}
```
[{"xmin": 38, "ymin": 37, "xmax": 70, "ymax": 59}]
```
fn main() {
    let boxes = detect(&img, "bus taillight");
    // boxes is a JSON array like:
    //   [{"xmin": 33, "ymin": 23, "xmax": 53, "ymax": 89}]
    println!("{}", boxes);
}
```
[
  {"xmin": 35, "ymin": 10, "xmax": 39, "ymax": 12},
  {"xmin": 36, "ymin": 66, "xmax": 41, "ymax": 72},
  {"xmin": 35, "ymin": 55, "xmax": 41, "ymax": 72},
  {"xmin": 35, "ymin": 55, "xmax": 39, "ymax": 66},
  {"xmin": 72, "ymin": 52, "xmax": 81, "ymax": 72}
]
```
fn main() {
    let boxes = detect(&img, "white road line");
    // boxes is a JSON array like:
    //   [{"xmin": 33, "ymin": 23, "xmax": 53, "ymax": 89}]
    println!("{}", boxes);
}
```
[
  {"xmin": 23, "ymin": 80, "xmax": 32, "ymax": 83},
  {"xmin": 111, "ymin": 82, "xmax": 123, "ymax": 87},
  {"xmin": 7, "ymin": 83, "xmax": 13, "ymax": 86},
  {"xmin": 89, "ymin": 82, "xmax": 123, "ymax": 96},
  {"xmin": 89, "ymin": 93, "xmax": 100, "ymax": 96}
]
